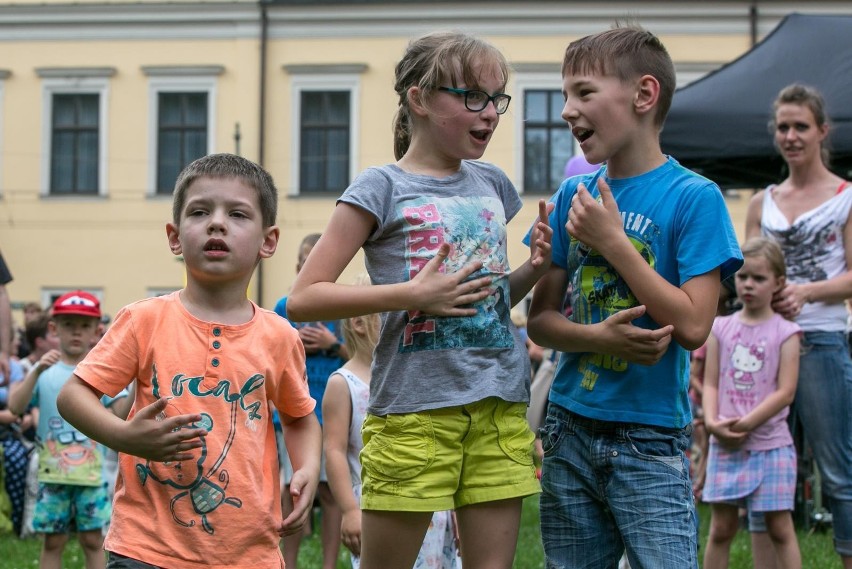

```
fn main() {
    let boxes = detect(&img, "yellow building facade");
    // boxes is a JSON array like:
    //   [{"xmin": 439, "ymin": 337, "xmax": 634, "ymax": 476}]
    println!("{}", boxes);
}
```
[{"xmin": 1, "ymin": 0, "xmax": 850, "ymax": 320}]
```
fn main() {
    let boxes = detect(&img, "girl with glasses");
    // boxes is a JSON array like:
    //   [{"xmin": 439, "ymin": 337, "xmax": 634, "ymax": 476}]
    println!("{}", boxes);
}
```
[{"xmin": 288, "ymin": 30, "xmax": 553, "ymax": 569}]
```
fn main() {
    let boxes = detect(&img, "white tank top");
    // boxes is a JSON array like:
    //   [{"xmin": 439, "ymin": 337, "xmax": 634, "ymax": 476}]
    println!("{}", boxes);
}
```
[
  {"xmin": 761, "ymin": 183, "xmax": 852, "ymax": 332},
  {"xmin": 334, "ymin": 368, "xmax": 370, "ymax": 490}
]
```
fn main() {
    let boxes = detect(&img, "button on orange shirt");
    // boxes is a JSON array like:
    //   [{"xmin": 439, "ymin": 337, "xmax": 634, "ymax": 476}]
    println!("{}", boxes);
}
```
[{"xmin": 76, "ymin": 292, "xmax": 314, "ymax": 569}]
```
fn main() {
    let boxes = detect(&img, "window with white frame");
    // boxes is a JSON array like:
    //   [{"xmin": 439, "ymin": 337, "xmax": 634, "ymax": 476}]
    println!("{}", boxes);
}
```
[
  {"xmin": 513, "ymin": 67, "xmax": 574, "ymax": 195},
  {"xmin": 143, "ymin": 67, "xmax": 220, "ymax": 195},
  {"xmin": 38, "ymin": 69, "xmax": 113, "ymax": 196},
  {"xmin": 284, "ymin": 65, "xmax": 365, "ymax": 195}
]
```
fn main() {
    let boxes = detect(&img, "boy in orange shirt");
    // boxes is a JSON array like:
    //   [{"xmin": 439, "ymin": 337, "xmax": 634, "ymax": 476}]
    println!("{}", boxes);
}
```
[{"xmin": 57, "ymin": 154, "xmax": 322, "ymax": 569}]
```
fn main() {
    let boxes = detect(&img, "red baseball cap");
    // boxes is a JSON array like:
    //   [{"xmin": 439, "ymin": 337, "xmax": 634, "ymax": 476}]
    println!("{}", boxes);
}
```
[{"xmin": 51, "ymin": 291, "xmax": 102, "ymax": 319}]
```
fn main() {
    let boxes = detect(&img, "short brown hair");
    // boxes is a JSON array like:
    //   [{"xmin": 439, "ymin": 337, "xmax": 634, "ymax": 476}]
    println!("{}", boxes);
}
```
[
  {"xmin": 172, "ymin": 154, "xmax": 278, "ymax": 228},
  {"xmin": 562, "ymin": 24, "xmax": 675, "ymax": 127},
  {"xmin": 25, "ymin": 313, "xmax": 50, "ymax": 347}
]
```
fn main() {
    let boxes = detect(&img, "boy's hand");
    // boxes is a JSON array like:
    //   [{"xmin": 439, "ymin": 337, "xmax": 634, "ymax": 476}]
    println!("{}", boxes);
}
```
[
  {"xmin": 567, "ymin": 179, "xmax": 627, "ymax": 256},
  {"xmin": 598, "ymin": 306, "xmax": 673, "ymax": 365},
  {"xmin": 529, "ymin": 199, "xmax": 555, "ymax": 273},
  {"xmin": 120, "ymin": 398, "xmax": 207, "ymax": 462},
  {"xmin": 36, "ymin": 349, "xmax": 62, "ymax": 372},
  {"xmin": 298, "ymin": 323, "xmax": 337, "ymax": 354},
  {"xmin": 409, "ymin": 243, "xmax": 492, "ymax": 316},
  {"xmin": 279, "ymin": 469, "xmax": 319, "ymax": 536},
  {"xmin": 340, "ymin": 508, "xmax": 362, "ymax": 556}
]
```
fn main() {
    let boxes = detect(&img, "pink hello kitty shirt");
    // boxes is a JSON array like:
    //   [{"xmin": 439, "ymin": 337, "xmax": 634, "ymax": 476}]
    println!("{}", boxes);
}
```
[{"xmin": 711, "ymin": 312, "xmax": 801, "ymax": 451}]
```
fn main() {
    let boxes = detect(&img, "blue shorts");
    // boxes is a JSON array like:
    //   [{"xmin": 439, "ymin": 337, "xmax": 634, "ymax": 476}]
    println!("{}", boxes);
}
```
[{"xmin": 32, "ymin": 482, "xmax": 110, "ymax": 534}]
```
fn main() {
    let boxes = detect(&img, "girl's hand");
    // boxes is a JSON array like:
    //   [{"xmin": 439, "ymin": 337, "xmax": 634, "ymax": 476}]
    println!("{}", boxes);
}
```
[
  {"xmin": 566, "ymin": 179, "xmax": 627, "ymax": 257},
  {"xmin": 340, "ymin": 508, "xmax": 362, "ymax": 556},
  {"xmin": 708, "ymin": 416, "xmax": 747, "ymax": 450},
  {"xmin": 730, "ymin": 416, "xmax": 756, "ymax": 434},
  {"xmin": 529, "ymin": 199, "xmax": 555, "ymax": 273},
  {"xmin": 771, "ymin": 282, "xmax": 807, "ymax": 320},
  {"xmin": 409, "ymin": 243, "xmax": 492, "ymax": 316}
]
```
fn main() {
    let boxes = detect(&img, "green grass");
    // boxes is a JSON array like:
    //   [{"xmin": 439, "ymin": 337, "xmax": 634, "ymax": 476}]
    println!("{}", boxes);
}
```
[{"xmin": 0, "ymin": 498, "xmax": 839, "ymax": 568}]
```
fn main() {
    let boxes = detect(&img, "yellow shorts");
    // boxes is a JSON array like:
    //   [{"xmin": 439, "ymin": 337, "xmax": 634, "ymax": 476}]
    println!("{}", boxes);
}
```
[{"xmin": 359, "ymin": 397, "xmax": 540, "ymax": 511}]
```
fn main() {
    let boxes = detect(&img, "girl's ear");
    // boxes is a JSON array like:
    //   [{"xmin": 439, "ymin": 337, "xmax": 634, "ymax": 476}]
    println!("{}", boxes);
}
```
[
  {"xmin": 818, "ymin": 121, "xmax": 830, "ymax": 143},
  {"xmin": 775, "ymin": 274, "xmax": 787, "ymax": 292},
  {"xmin": 350, "ymin": 316, "xmax": 366, "ymax": 335},
  {"xmin": 408, "ymin": 86, "xmax": 428, "ymax": 117}
]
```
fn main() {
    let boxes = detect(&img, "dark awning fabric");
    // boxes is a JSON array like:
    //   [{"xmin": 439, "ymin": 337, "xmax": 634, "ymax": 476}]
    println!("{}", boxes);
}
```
[{"xmin": 660, "ymin": 13, "xmax": 852, "ymax": 189}]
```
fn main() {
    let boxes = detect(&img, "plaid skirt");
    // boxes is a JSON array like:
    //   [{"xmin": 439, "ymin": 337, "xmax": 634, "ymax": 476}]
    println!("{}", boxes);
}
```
[{"xmin": 703, "ymin": 443, "xmax": 796, "ymax": 512}]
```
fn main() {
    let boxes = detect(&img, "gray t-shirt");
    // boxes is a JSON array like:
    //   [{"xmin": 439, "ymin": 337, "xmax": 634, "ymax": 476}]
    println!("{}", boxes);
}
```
[{"xmin": 339, "ymin": 161, "xmax": 531, "ymax": 415}]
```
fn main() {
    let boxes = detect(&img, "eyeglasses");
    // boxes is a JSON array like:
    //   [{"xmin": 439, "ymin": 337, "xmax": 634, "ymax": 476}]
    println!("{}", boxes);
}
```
[{"xmin": 438, "ymin": 87, "xmax": 511, "ymax": 114}]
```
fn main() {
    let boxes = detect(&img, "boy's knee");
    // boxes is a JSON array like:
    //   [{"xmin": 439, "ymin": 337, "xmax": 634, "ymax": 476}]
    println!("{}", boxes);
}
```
[
  {"xmin": 78, "ymin": 529, "xmax": 105, "ymax": 551},
  {"xmin": 43, "ymin": 532, "xmax": 70, "ymax": 551}
]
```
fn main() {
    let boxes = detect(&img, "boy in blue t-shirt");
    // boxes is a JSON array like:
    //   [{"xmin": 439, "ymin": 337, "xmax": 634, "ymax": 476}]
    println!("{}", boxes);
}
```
[{"xmin": 527, "ymin": 25, "xmax": 742, "ymax": 568}]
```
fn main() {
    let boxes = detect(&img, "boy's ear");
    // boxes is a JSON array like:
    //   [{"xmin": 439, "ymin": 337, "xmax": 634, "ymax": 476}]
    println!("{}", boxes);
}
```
[
  {"xmin": 259, "ymin": 226, "xmax": 280, "ymax": 259},
  {"xmin": 634, "ymin": 75, "xmax": 660, "ymax": 118},
  {"xmin": 166, "ymin": 223, "xmax": 182, "ymax": 256}
]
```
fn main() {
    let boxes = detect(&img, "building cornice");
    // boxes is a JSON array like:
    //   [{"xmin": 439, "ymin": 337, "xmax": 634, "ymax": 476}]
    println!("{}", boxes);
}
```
[{"xmin": 1, "ymin": 2, "xmax": 851, "ymax": 42}]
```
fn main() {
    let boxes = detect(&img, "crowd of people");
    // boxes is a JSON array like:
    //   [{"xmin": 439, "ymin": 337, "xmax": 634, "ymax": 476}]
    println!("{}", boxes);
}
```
[{"xmin": 0, "ymin": 22, "xmax": 849, "ymax": 569}]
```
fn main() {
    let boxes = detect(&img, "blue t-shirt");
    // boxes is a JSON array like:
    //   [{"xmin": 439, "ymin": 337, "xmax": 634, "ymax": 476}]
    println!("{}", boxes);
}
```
[
  {"xmin": 541, "ymin": 157, "xmax": 742, "ymax": 428},
  {"xmin": 274, "ymin": 296, "xmax": 343, "ymax": 425},
  {"xmin": 0, "ymin": 358, "xmax": 24, "ymax": 405}
]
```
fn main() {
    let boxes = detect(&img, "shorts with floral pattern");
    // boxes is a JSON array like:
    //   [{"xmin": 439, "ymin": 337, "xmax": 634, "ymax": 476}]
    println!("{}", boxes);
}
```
[{"xmin": 32, "ymin": 482, "xmax": 110, "ymax": 534}]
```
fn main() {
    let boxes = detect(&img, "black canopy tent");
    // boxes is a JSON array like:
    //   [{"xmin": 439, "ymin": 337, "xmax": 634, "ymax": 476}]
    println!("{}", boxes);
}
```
[{"xmin": 660, "ymin": 13, "xmax": 852, "ymax": 190}]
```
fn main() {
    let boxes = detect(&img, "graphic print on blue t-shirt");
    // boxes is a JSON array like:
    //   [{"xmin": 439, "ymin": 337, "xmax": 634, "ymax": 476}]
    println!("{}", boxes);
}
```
[
  {"xmin": 400, "ymin": 195, "xmax": 513, "ymax": 352},
  {"xmin": 567, "ymin": 212, "xmax": 661, "ymax": 391}
]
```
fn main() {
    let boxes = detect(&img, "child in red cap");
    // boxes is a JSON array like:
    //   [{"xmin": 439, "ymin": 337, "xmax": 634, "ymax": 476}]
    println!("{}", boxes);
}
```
[{"xmin": 9, "ymin": 291, "xmax": 128, "ymax": 569}]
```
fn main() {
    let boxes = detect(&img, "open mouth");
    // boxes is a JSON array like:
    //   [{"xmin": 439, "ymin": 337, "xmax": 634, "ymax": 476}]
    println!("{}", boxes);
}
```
[
  {"xmin": 573, "ymin": 127, "xmax": 594, "ymax": 143},
  {"xmin": 204, "ymin": 239, "xmax": 229, "ymax": 253},
  {"xmin": 471, "ymin": 129, "xmax": 490, "ymax": 141}
]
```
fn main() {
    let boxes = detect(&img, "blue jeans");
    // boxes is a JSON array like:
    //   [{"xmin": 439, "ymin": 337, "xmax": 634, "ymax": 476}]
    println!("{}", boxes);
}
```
[
  {"xmin": 795, "ymin": 331, "xmax": 852, "ymax": 556},
  {"xmin": 539, "ymin": 404, "xmax": 697, "ymax": 569}
]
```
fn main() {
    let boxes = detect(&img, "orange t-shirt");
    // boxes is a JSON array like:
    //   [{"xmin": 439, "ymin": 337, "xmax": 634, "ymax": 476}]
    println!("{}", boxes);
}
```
[{"xmin": 75, "ymin": 292, "xmax": 314, "ymax": 569}]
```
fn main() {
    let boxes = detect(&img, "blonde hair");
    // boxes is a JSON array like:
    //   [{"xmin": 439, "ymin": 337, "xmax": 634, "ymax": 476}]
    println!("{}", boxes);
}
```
[
  {"xmin": 392, "ymin": 31, "xmax": 510, "ymax": 160},
  {"xmin": 740, "ymin": 236, "xmax": 786, "ymax": 279},
  {"xmin": 341, "ymin": 274, "xmax": 380, "ymax": 360}
]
